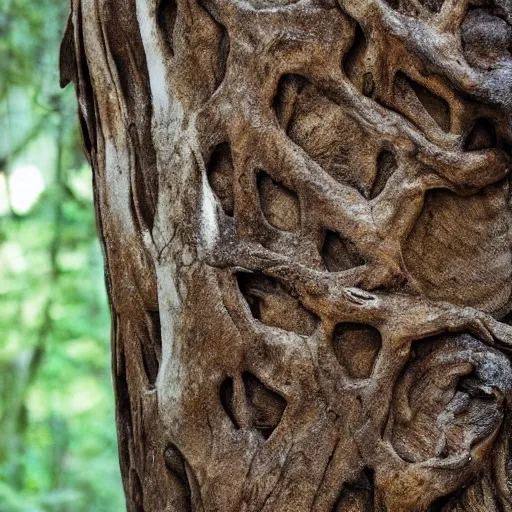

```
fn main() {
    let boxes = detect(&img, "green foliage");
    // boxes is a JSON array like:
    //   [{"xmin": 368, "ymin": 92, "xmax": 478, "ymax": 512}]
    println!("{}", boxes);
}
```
[{"xmin": 0, "ymin": 0, "xmax": 125, "ymax": 510}]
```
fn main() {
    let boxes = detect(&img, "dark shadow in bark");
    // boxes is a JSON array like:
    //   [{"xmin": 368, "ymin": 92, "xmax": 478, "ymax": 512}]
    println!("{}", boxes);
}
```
[
  {"xmin": 464, "ymin": 118, "xmax": 497, "ymax": 151},
  {"xmin": 332, "ymin": 323, "xmax": 381, "ymax": 378},
  {"xmin": 370, "ymin": 149, "xmax": 398, "ymax": 199},
  {"xmin": 343, "ymin": 23, "xmax": 370, "ymax": 95},
  {"xmin": 257, "ymin": 171, "xmax": 300, "ymax": 232},
  {"xmin": 220, "ymin": 377, "xmax": 239, "ymax": 428},
  {"xmin": 220, "ymin": 373, "xmax": 287, "ymax": 440},
  {"xmin": 140, "ymin": 310, "xmax": 162, "ymax": 386},
  {"xmin": 237, "ymin": 272, "xmax": 318, "ymax": 335},
  {"xmin": 164, "ymin": 444, "xmax": 193, "ymax": 511},
  {"xmin": 207, "ymin": 143, "xmax": 235, "ymax": 216},
  {"xmin": 273, "ymin": 74, "xmax": 310, "ymax": 130},
  {"xmin": 333, "ymin": 467, "xmax": 375, "ymax": 511},
  {"xmin": 395, "ymin": 72, "xmax": 451, "ymax": 132},
  {"xmin": 130, "ymin": 468, "xmax": 144, "ymax": 512},
  {"xmin": 198, "ymin": 1, "xmax": 230, "ymax": 89},
  {"xmin": 428, "ymin": 489, "xmax": 463, "ymax": 511},
  {"xmin": 383, "ymin": 0, "xmax": 400, "ymax": 9},
  {"xmin": 216, "ymin": 24, "xmax": 230, "ymax": 89},
  {"xmin": 322, "ymin": 232, "xmax": 365, "ymax": 272},
  {"xmin": 242, "ymin": 372, "xmax": 286, "ymax": 440},
  {"xmin": 157, "ymin": 0, "xmax": 178, "ymax": 55},
  {"xmin": 116, "ymin": 344, "xmax": 133, "ymax": 499}
]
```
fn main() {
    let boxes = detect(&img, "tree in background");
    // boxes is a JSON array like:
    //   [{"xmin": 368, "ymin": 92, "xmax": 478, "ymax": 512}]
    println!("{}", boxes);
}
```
[
  {"xmin": 0, "ymin": 1, "xmax": 124, "ymax": 510},
  {"xmin": 62, "ymin": 0, "xmax": 512, "ymax": 510}
]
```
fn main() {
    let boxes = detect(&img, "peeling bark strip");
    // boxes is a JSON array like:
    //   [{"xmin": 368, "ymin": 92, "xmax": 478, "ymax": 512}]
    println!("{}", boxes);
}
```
[{"xmin": 60, "ymin": 0, "xmax": 512, "ymax": 510}]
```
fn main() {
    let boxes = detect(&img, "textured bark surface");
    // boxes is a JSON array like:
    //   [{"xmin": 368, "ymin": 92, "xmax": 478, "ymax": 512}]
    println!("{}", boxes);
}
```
[{"xmin": 60, "ymin": 0, "xmax": 512, "ymax": 510}]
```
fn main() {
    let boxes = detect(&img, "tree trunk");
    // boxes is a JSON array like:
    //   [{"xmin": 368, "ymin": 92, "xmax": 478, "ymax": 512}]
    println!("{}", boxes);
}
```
[{"xmin": 60, "ymin": 0, "xmax": 512, "ymax": 510}]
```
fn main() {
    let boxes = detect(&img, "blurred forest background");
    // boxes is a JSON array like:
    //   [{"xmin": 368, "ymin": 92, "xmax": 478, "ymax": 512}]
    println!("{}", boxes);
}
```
[{"xmin": 0, "ymin": 0, "xmax": 125, "ymax": 510}]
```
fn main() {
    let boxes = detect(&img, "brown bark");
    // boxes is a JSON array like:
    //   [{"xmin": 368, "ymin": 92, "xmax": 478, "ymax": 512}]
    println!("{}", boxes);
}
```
[{"xmin": 60, "ymin": 0, "xmax": 512, "ymax": 510}]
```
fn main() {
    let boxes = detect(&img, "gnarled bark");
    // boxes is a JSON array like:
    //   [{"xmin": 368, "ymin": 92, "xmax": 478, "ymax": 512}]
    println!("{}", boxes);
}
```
[{"xmin": 60, "ymin": 0, "xmax": 512, "ymax": 510}]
